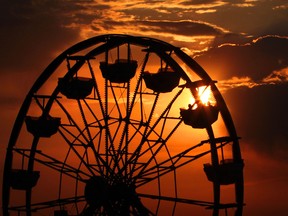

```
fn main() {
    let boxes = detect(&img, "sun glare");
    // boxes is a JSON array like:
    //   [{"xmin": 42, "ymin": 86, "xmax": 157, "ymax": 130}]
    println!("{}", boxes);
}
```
[
  {"xmin": 189, "ymin": 86, "xmax": 213, "ymax": 106},
  {"xmin": 199, "ymin": 86, "xmax": 212, "ymax": 105}
]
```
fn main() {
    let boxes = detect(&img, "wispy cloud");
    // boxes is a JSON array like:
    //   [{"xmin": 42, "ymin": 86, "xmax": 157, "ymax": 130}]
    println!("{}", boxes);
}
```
[
  {"xmin": 232, "ymin": 3, "xmax": 255, "ymax": 8},
  {"xmin": 218, "ymin": 67, "xmax": 288, "ymax": 92},
  {"xmin": 195, "ymin": 9, "xmax": 217, "ymax": 14},
  {"xmin": 273, "ymin": 3, "xmax": 288, "ymax": 10},
  {"xmin": 262, "ymin": 67, "xmax": 288, "ymax": 84},
  {"xmin": 218, "ymin": 76, "xmax": 258, "ymax": 92},
  {"xmin": 179, "ymin": 0, "xmax": 227, "ymax": 8}
]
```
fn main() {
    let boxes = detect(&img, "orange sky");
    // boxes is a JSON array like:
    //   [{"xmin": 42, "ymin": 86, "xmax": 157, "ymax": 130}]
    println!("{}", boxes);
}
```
[{"xmin": 1, "ymin": 1, "xmax": 288, "ymax": 215}]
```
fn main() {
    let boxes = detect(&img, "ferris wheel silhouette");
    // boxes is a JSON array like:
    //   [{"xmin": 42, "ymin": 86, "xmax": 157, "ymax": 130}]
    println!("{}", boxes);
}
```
[{"xmin": 3, "ymin": 34, "xmax": 244, "ymax": 216}]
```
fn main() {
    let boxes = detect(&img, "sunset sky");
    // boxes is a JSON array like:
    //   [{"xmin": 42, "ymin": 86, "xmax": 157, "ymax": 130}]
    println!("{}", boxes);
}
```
[{"xmin": 1, "ymin": 0, "xmax": 288, "ymax": 215}]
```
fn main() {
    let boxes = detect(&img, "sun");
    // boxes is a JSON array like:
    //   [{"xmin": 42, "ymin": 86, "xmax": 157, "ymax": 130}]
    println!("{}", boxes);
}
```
[
  {"xmin": 189, "ymin": 86, "xmax": 214, "ymax": 106},
  {"xmin": 199, "ymin": 86, "xmax": 212, "ymax": 105}
]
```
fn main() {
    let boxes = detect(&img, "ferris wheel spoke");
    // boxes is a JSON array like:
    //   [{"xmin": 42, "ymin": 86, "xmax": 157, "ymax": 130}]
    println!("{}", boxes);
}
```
[
  {"xmin": 145, "ymin": 88, "xmax": 184, "ymax": 137},
  {"xmin": 104, "ymin": 91, "xmax": 128, "ymax": 174},
  {"xmin": 119, "ymin": 95, "xmax": 160, "ymax": 176},
  {"xmin": 135, "ymin": 146, "xmax": 211, "ymax": 187},
  {"xmin": 76, "ymin": 99, "xmax": 109, "ymax": 175},
  {"xmin": 113, "ymin": 52, "xmax": 152, "ymax": 173},
  {"xmin": 8, "ymin": 195, "xmax": 85, "ymax": 213},
  {"xmin": 129, "ymin": 51, "xmax": 150, "ymax": 118},
  {"xmin": 57, "ymin": 126, "xmax": 105, "ymax": 176},
  {"xmin": 55, "ymin": 98, "xmax": 91, "ymax": 144},
  {"xmin": 13, "ymin": 148, "xmax": 92, "ymax": 181},
  {"xmin": 127, "ymin": 107, "xmax": 183, "ymax": 180},
  {"xmin": 81, "ymin": 99, "xmax": 104, "ymax": 128},
  {"xmin": 128, "ymin": 87, "xmax": 184, "ymax": 168},
  {"xmin": 137, "ymin": 193, "xmax": 214, "ymax": 208},
  {"xmin": 104, "ymin": 49, "xmax": 156, "ymax": 177},
  {"xmin": 109, "ymin": 83, "xmax": 127, "ymax": 117},
  {"xmin": 108, "ymin": 83, "xmax": 129, "ymax": 159},
  {"xmin": 125, "ymin": 94, "xmax": 160, "ymax": 177},
  {"xmin": 101, "ymin": 79, "xmax": 125, "ymax": 173},
  {"xmin": 135, "ymin": 137, "xmax": 234, "ymax": 187},
  {"xmin": 140, "ymin": 115, "xmax": 182, "ymax": 158},
  {"xmin": 55, "ymin": 98, "xmax": 114, "ymax": 176},
  {"xmin": 129, "ymin": 197, "xmax": 155, "ymax": 216},
  {"xmin": 80, "ymin": 193, "xmax": 155, "ymax": 216},
  {"xmin": 86, "ymin": 59, "xmax": 106, "ymax": 117},
  {"xmin": 124, "ymin": 85, "xmax": 185, "ymax": 181}
]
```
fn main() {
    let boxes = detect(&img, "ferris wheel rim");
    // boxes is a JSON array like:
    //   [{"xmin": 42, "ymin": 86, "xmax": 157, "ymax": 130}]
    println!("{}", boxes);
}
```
[{"xmin": 2, "ymin": 34, "xmax": 244, "ymax": 216}]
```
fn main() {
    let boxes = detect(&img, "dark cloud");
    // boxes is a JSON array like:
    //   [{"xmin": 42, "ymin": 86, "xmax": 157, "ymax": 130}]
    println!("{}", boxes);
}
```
[
  {"xmin": 223, "ymin": 84, "xmax": 288, "ymax": 161},
  {"xmin": 186, "ymin": 1, "xmax": 288, "ymax": 38},
  {"xmin": 211, "ymin": 33, "xmax": 252, "ymax": 46},
  {"xmin": 0, "ymin": 1, "xmax": 81, "ymax": 74},
  {"xmin": 261, "ymin": 18, "xmax": 288, "ymax": 36},
  {"xmin": 0, "ymin": 0, "xmax": 85, "ymax": 117},
  {"xmin": 194, "ymin": 36, "xmax": 288, "ymax": 160},
  {"xmin": 180, "ymin": 0, "xmax": 221, "ymax": 5},
  {"xmin": 138, "ymin": 20, "xmax": 224, "ymax": 36},
  {"xmin": 119, "ymin": 7, "xmax": 167, "ymax": 20},
  {"xmin": 194, "ymin": 36, "xmax": 288, "ymax": 81}
]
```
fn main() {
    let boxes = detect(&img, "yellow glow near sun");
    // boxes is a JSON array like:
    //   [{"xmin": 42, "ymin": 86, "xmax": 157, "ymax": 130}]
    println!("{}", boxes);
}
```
[
  {"xmin": 189, "ymin": 86, "xmax": 213, "ymax": 106},
  {"xmin": 199, "ymin": 86, "xmax": 211, "ymax": 105}
]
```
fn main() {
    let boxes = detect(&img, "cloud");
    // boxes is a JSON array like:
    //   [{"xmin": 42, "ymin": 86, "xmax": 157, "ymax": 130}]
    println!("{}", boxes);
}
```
[
  {"xmin": 218, "ymin": 76, "xmax": 257, "ymax": 92},
  {"xmin": 0, "ymin": 1, "xmax": 86, "ymax": 114},
  {"xmin": 273, "ymin": 3, "xmax": 288, "ymax": 10},
  {"xmin": 217, "ymin": 67, "xmax": 288, "ymax": 93},
  {"xmin": 194, "ymin": 36, "xmax": 288, "ymax": 160},
  {"xmin": 195, "ymin": 9, "xmax": 217, "ymax": 14},
  {"xmin": 1, "ymin": 0, "xmax": 287, "ymax": 163},
  {"xmin": 179, "ymin": 0, "xmax": 227, "ymax": 8},
  {"xmin": 223, "ymin": 83, "xmax": 288, "ymax": 161},
  {"xmin": 232, "ymin": 3, "xmax": 255, "ymax": 8},
  {"xmin": 137, "ymin": 20, "xmax": 228, "ymax": 36},
  {"xmin": 0, "ymin": 1, "xmax": 239, "ymax": 107},
  {"xmin": 194, "ymin": 35, "xmax": 288, "ymax": 81},
  {"xmin": 262, "ymin": 67, "xmax": 288, "ymax": 84},
  {"xmin": 0, "ymin": 1, "xmax": 82, "ymax": 74}
]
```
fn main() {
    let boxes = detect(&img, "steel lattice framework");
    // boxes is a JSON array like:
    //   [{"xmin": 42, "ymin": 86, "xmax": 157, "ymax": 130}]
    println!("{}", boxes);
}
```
[{"xmin": 2, "ymin": 34, "xmax": 244, "ymax": 216}]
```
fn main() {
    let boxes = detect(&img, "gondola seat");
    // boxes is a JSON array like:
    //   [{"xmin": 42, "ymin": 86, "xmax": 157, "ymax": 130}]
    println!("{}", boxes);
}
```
[
  {"xmin": 143, "ymin": 69, "xmax": 180, "ymax": 93},
  {"xmin": 58, "ymin": 77, "xmax": 94, "ymax": 99},
  {"xmin": 10, "ymin": 169, "xmax": 40, "ymax": 190},
  {"xmin": 204, "ymin": 159, "xmax": 244, "ymax": 185},
  {"xmin": 180, "ymin": 104, "xmax": 219, "ymax": 128},
  {"xmin": 25, "ymin": 116, "xmax": 61, "ymax": 137},
  {"xmin": 100, "ymin": 59, "xmax": 138, "ymax": 83}
]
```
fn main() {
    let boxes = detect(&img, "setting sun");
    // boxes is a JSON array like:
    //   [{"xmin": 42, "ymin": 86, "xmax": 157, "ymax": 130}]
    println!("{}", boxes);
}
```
[
  {"xmin": 189, "ymin": 86, "xmax": 214, "ymax": 106},
  {"xmin": 199, "ymin": 86, "xmax": 212, "ymax": 105}
]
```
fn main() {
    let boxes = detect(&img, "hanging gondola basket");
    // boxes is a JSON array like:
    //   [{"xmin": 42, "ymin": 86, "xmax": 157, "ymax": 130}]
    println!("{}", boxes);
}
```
[
  {"xmin": 100, "ymin": 59, "xmax": 138, "ymax": 83},
  {"xmin": 180, "ymin": 105, "xmax": 219, "ymax": 129},
  {"xmin": 58, "ymin": 77, "xmax": 94, "ymax": 99},
  {"xmin": 143, "ymin": 69, "xmax": 180, "ymax": 93}
]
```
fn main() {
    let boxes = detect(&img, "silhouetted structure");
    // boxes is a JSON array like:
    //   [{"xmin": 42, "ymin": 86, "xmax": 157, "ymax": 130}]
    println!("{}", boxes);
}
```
[
  {"xmin": 25, "ymin": 116, "xmax": 60, "ymax": 137},
  {"xmin": 58, "ymin": 77, "xmax": 94, "ymax": 99},
  {"xmin": 180, "ymin": 104, "xmax": 219, "ymax": 128},
  {"xmin": 143, "ymin": 68, "xmax": 180, "ymax": 92},
  {"xmin": 2, "ymin": 34, "xmax": 244, "ymax": 216},
  {"xmin": 100, "ymin": 59, "xmax": 138, "ymax": 83},
  {"xmin": 10, "ymin": 169, "xmax": 40, "ymax": 190}
]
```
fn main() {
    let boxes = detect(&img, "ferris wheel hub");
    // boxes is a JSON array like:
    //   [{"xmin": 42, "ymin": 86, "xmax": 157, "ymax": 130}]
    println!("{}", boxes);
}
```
[
  {"xmin": 85, "ymin": 176, "xmax": 109, "ymax": 207},
  {"xmin": 85, "ymin": 176, "xmax": 137, "ymax": 206}
]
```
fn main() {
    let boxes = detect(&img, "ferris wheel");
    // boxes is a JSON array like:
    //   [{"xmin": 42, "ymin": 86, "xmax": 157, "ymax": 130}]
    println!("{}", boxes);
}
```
[{"xmin": 2, "ymin": 34, "xmax": 244, "ymax": 216}]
